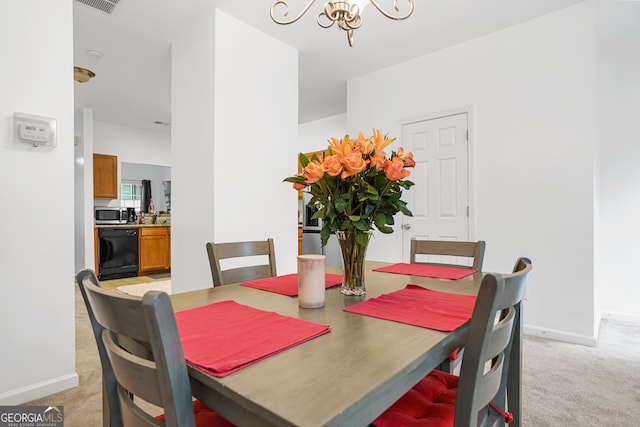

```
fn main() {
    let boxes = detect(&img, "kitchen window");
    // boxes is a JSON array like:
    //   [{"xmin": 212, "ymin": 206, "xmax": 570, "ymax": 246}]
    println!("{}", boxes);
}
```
[{"xmin": 120, "ymin": 181, "xmax": 142, "ymax": 209}]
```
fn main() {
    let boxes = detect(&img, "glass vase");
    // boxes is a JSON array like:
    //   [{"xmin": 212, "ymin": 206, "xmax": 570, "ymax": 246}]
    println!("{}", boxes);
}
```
[{"xmin": 336, "ymin": 230, "xmax": 372, "ymax": 296}]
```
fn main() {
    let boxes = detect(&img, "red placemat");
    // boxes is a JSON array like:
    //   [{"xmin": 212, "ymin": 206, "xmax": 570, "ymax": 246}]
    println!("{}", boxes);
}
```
[
  {"xmin": 240, "ymin": 273, "xmax": 343, "ymax": 296},
  {"xmin": 176, "ymin": 300, "xmax": 330, "ymax": 377},
  {"xmin": 373, "ymin": 263, "xmax": 477, "ymax": 280},
  {"xmin": 343, "ymin": 285, "xmax": 476, "ymax": 332}
]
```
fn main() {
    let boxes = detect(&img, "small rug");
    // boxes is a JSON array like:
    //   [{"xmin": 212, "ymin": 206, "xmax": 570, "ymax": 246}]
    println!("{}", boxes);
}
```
[{"xmin": 116, "ymin": 280, "xmax": 172, "ymax": 297}]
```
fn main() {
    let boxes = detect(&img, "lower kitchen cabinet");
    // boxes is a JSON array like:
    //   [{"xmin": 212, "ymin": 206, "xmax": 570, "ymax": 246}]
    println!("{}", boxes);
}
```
[{"xmin": 138, "ymin": 226, "xmax": 171, "ymax": 274}]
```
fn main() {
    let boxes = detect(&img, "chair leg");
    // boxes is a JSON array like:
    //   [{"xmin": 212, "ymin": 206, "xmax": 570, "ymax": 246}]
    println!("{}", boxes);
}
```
[
  {"xmin": 437, "ymin": 348, "xmax": 463, "ymax": 374},
  {"xmin": 507, "ymin": 303, "xmax": 523, "ymax": 427}
]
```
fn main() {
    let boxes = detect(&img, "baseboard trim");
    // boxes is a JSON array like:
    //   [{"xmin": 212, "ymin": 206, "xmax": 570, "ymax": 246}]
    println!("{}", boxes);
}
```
[
  {"xmin": 523, "ymin": 325, "xmax": 597, "ymax": 347},
  {"xmin": 601, "ymin": 311, "xmax": 640, "ymax": 324},
  {"xmin": 0, "ymin": 372, "xmax": 79, "ymax": 405}
]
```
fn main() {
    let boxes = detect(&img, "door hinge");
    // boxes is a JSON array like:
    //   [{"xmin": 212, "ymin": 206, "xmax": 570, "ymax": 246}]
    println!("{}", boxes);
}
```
[
  {"xmin": 466, "ymin": 206, "xmax": 470, "ymax": 217},
  {"xmin": 466, "ymin": 130, "xmax": 469, "ymax": 141}
]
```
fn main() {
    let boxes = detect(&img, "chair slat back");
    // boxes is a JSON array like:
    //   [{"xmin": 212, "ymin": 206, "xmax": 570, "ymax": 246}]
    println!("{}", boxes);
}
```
[
  {"xmin": 410, "ymin": 239, "xmax": 486, "ymax": 271},
  {"xmin": 454, "ymin": 257, "xmax": 532, "ymax": 427},
  {"xmin": 80, "ymin": 272, "xmax": 198, "ymax": 427},
  {"xmin": 206, "ymin": 238, "xmax": 277, "ymax": 286},
  {"xmin": 103, "ymin": 330, "xmax": 164, "ymax": 406}
]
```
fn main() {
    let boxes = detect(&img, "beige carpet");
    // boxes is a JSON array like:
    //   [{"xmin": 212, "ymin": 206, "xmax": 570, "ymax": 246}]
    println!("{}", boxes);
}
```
[
  {"xmin": 116, "ymin": 280, "xmax": 171, "ymax": 297},
  {"xmin": 26, "ymin": 285, "xmax": 640, "ymax": 426}
]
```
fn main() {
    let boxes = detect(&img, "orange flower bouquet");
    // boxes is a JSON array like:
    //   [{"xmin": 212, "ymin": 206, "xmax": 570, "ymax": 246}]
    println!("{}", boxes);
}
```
[{"xmin": 285, "ymin": 130, "xmax": 415, "ymax": 295}]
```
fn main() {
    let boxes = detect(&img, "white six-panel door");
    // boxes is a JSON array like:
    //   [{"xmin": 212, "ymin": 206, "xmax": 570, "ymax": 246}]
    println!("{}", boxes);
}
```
[{"xmin": 401, "ymin": 113, "xmax": 470, "ymax": 264}]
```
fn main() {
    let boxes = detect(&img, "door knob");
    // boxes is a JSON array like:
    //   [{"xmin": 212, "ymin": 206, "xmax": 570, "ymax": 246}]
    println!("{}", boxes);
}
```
[{"xmin": 402, "ymin": 223, "xmax": 411, "ymax": 230}]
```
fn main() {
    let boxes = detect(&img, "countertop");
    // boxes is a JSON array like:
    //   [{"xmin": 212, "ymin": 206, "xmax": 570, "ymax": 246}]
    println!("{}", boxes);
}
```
[{"xmin": 95, "ymin": 223, "xmax": 170, "ymax": 229}]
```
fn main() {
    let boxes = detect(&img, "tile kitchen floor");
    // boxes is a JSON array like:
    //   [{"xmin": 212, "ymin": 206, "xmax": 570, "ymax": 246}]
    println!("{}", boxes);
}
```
[{"xmin": 98, "ymin": 272, "xmax": 170, "ymax": 293}]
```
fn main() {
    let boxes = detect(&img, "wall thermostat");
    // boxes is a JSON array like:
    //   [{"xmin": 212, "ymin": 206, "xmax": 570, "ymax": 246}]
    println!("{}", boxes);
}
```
[{"xmin": 12, "ymin": 112, "xmax": 57, "ymax": 149}]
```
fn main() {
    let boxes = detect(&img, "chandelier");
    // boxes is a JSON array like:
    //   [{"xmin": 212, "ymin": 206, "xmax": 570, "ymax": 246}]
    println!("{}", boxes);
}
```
[{"xmin": 270, "ymin": 0, "xmax": 414, "ymax": 47}]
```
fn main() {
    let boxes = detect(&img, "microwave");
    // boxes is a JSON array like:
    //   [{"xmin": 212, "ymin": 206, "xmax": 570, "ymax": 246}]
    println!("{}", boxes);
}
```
[{"xmin": 95, "ymin": 207, "xmax": 127, "ymax": 224}]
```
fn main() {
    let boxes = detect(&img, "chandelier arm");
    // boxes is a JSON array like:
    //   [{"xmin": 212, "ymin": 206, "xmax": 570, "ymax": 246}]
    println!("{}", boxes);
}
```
[
  {"xmin": 368, "ymin": 0, "xmax": 414, "ymax": 20},
  {"xmin": 316, "ymin": 11, "xmax": 336, "ymax": 28},
  {"xmin": 342, "ymin": 17, "xmax": 363, "ymax": 30},
  {"xmin": 270, "ymin": 0, "xmax": 318, "ymax": 25},
  {"xmin": 344, "ymin": 3, "xmax": 363, "ymax": 29}
]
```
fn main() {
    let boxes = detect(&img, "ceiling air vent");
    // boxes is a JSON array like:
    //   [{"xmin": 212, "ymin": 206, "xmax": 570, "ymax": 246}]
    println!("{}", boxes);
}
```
[{"xmin": 75, "ymin": 0, "xmax": 121, "ymax": 15}]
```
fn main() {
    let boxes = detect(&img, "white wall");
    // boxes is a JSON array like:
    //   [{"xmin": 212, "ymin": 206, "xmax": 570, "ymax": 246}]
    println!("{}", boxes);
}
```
[
  {"xmin": 171, "ymin": 9, "xmax": 298, "ymax": 292},
  {"xmin": 299, "ymin": 114, "xmax": 347, "ymax": 152},
  {"xmin": 348, "ymin": 3, "xmax": 598, "ymax": 343},
  {"xmin": 93, "ymin": 120, "xmax": 171, "ymax": 167},
  {"xmin": 597, "ymin": 1, "xmax": 640, "ymax": 321},
  {"xmin": 74, "ymin": 108, "xmax": 95, "ymax": 272},
  {"xmin": 0, "ymin": 0, "xmax": 77, "ymax": 404},
  {"xmin": 171, "ymin": 5, "xmax": 216, "ymax": 292}
]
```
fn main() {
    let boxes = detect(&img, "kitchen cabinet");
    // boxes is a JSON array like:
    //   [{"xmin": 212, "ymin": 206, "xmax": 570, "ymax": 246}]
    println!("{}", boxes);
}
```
[
  {"xmin": 138, "ymin": 226, "xmax": 171, "ymax": 274},
  {"xmin": 94, "ymin": 153, "xmax": 118, "ymax": 199}
]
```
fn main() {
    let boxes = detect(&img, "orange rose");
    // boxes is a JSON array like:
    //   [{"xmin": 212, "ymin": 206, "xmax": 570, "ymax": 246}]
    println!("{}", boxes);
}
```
[
  {"xmin": 303, "ymin": 161, "xmax": 325, "ymax": 183},
  {"xmin": 369, "ymin": 150, "xmax": 386, "ymax": 171},
  {"xmin": 293, "ymin": 182, "xmax": 306, "ymax": 190},
  {"xmin": 397, "ymin": 147, "xmax": 416, "ymax": 168},
  {"xmin": 355, "ymin": 132, "xmax": 374, "ymax": 155},
  {"xmin": 373, "ymin": 129, "xmax": 395, "ymax": 152},
  {"xmin": 384, "ymin": 157, "xmax": 411, "ymax": 181},
  {"xmin": 341, "ymin": 151, "xmax": 368, "ymax": 178},
  {"xmin": 322, "ymin": 155, "xmax": 344, "ymax": 177}
]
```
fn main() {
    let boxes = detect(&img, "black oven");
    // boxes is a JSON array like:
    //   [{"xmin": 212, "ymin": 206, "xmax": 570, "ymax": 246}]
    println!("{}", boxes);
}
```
[{"xmin": 98, "ymin": 228, "xmax": 139, "ymax": 280}]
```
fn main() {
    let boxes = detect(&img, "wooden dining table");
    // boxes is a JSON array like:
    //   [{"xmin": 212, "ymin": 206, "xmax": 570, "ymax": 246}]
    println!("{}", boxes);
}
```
[{"xmin": 169, "ymin": 261, "xmax": 487, "ymax": 427}]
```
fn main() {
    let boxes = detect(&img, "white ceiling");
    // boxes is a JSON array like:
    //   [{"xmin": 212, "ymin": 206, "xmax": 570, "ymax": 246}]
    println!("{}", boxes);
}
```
[{"xmin": 73, "ymin": 0, "xmax": 586, "ymax": 132}]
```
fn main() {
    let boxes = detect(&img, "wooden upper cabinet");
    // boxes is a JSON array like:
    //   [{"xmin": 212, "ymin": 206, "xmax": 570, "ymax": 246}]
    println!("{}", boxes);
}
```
[{"xmin": 93, "ymin": 153, "xmax": 118, "ymax": 199}]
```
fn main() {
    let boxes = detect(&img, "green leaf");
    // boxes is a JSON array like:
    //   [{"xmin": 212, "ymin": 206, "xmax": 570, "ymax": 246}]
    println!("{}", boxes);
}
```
[
  {"xmin": 320, "ymin": 227, "xmax": 331, "ymax": 245},
  {"xmin": 299, "ymin": 153, "xmax": 310, "ymax": 168},
  {"xmin": 385, "ymin": 214, "xmax": 395, "ymax": 225},
  {"xmin": 377, "ymin": 225, "xmax": 394, "ymax": 234},
  {"xmin": 353, "ymin": 220, "xmax": 369, "ymax": 231},
  {"xmin": 283, "ymin": 176, "xmax": 306, "ymax": 184},
  {"xmin": 356, "ymin": 232, "xmax": 370, "ymax": 246}
]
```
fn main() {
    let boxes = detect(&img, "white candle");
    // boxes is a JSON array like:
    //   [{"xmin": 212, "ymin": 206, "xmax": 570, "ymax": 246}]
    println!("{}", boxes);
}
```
[{"xmin": 298, "ymin": 254, "xmax": 326, "ymax": 308}]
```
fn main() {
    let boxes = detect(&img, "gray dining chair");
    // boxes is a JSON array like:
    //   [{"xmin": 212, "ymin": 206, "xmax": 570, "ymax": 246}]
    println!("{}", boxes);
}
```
[
  {"xmin": 206, "ymin": 238, "xmax": 277, "ymax": 286},
  {"xmin": 76, "ymin": 269, "xmax": 122, "ymax": 427},
  {"xmin": 410, "ymin": 238, "xmax": 487, "ymax": 373},
  {"xmin": 77, "ymin": 268, "xmax": 233, "ymax": 427},
  {"xmin": 410, "ymin": 238, "xmax": 486, "ymax": 271},
  {"xmin": 372, "ymin": 257, "xmax": 532, "ymax": 427}
]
